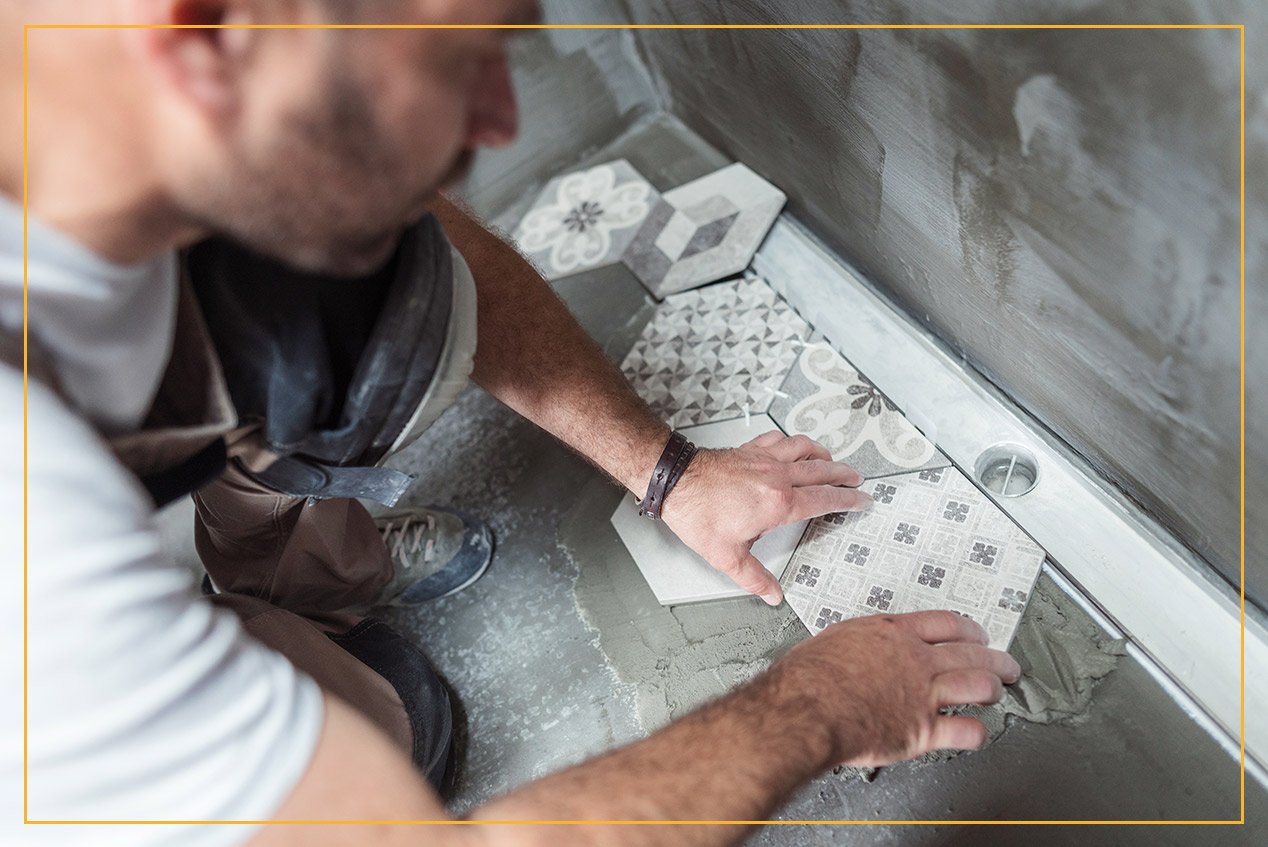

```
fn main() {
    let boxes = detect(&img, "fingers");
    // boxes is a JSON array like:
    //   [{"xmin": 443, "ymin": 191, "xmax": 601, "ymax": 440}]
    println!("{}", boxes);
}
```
[
  {"xmin": 932, "ymin": 643, "xmax": 1022, "ymax": 684},
  {"xmin": 785, "ymin": 458, "xmax": 864, "ymax": 489},
  {"xmin": 721, "ymin": 553, "xmax": 784, "ymax": 607},
  {"xmin": 787, "ymin": 485, "xmax": 874, "ymax": 521},
  {"xmin": 931, "ymin": 669, "xmax": 1005, "ymax": 707},
  {"xmin": 898, "ymin": 610, "xmax": 990, "ymax": 646},
  {"xmin": 926, "ymin": 715, "xmax": 988, "ymax": 753},
  {"xmin": 743, "ymin": 429, "xmax": 786, "ymax": 449},
  {"xmin": 764, "ymin": 434, "xmax": 833, "ymax": 463}
]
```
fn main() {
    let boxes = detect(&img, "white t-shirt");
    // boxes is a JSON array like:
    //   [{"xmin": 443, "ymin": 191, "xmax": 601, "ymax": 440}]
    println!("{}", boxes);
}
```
[{"xmin": 0, "ymin": 197, "xmax": 323, "ymax": 846}]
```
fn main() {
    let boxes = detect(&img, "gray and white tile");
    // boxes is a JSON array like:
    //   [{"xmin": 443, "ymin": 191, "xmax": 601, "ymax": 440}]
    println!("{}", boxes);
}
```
[
  {"xmin": 769, "ymin": 341, "xmax": 950, "ymax": 479},
  {"xmin": 620, "ymin": 276, "xmax": 811, "ymax": 428},
  {"xmin": 781, "ymin": 467, "xmax": 1045, "ymax": 649},
  {"xmin": 611, "ymin": 415, "xmax": 807, "ymax": 606},
  {"xmin": 622, "ymin": 163, "xmax": 785, "ymax": 298},
  {"xmin": 513, "ymin": 159, "xmax": 657, "ymax": 280}
]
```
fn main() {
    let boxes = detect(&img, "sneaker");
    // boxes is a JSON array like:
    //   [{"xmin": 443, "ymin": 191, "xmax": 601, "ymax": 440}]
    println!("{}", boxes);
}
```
[{"xmin": 374, "ymin": 506, "xmax": 494, "ymax": 605}]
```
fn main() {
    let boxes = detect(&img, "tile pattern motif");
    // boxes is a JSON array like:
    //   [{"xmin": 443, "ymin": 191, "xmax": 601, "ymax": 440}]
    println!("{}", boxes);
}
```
[
  {"xmin": 770, "ymin": 341, "xmax": 949, "ymax": 479},
  {"xmin": 620, "ymin": 276, "xmax": 811, "ymax": 428},
  {"xmin": 781, "ymin": 467, "xmax": 1045, "ymax": 649},
  {"xmin": 514, "ymin": 159, "xmax": 657, "ymax": 280},
  {"xmin": 623, "ymin": 163, "xmax": 785, "ymax": 298}
]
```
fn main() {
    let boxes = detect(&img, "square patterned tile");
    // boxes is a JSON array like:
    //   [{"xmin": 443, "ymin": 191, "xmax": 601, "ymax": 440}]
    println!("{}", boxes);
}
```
[
  {"xmin": 622, "ymin": 163, "xmax": 785, "ymax": 298},
  {"xmin": 611, "ymin": 415, "xmax": 808, "ymax": 606},
  {"xmin": 513, "ymin": 159, "xmax": 658, "ymax": 280},
  {"xmin": 781, "ymin": 466, "xmax": 1045, "ymax": 649},
  {"xmin": 769, "ymin": 341, "xmax": 950, "ymax": 479},
  {"xmin": 620, "ymin": 276, "xmax": 811, "ymax": 428}
]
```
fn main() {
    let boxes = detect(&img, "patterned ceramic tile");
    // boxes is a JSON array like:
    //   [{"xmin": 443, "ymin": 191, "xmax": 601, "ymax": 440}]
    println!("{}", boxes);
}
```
[
  {"xmin": 769, "ymin": 341, "xmax": 950, "ymax": 479},
  {"xmin": 513, "ymin": 159, "xmax": 658, "ymax": 280},
  {"xmin": 620, "ymin": 276, "xmax": 811, "ymax": 428},
  {"xmin": 781, "ymin": 467, "xmax": 1045, "ymax": 649},
  {"xmin": 622, "ymin": 163, "xmax": 785, "ymax": 298},
  {"xmin": 611, "ymin": 415, "xmax": 808, "ymax": 606}
]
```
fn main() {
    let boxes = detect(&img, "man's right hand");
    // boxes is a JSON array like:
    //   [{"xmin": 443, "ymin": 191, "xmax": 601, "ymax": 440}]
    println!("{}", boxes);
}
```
[
  {"xmin": 769, "ymin": 609, "xmax": 1020, "ymax": 768},
  {"xmin": 254, "ymin": 609, "xmax": 1020, "ymax": 847}
]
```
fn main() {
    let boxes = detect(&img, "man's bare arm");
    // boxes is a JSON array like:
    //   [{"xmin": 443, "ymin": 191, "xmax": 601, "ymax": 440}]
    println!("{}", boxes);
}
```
[
  {"xmin": 434, "ymin": 197, "xmax": 871, "ymax": 605},
  {"xmin": 436, "ymin": 195, "xmax": 669, "ymax": 495},
  {"xmin": 251, "ymin": 611, "xmax": 1019, "ymax": 847}
]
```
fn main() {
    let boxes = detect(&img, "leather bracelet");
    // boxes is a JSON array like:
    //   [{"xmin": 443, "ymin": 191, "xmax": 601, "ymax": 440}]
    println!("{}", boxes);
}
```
[{"xmin": 638, "ymin": 431, "xmax": 698, "ymax": 521}]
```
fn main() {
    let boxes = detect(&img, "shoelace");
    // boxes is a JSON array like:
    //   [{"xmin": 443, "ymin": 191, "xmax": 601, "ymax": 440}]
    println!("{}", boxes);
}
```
[{"xmin": 381, "ymin": 513, "xmax": 437, "ymax": 569}]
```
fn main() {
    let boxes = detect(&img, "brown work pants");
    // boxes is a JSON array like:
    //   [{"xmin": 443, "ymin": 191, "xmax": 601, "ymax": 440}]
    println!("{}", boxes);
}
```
[
  {"xmin": 192, "ymin": 462, "xmax": 414, "ymax": 757},
  {"xmin": 186, "ymin": 248, "xmax": 478, "ymax": 784}
]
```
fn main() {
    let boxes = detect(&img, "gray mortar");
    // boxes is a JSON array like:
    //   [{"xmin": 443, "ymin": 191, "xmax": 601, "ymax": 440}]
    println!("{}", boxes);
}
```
[
  {"xmin": 562, "ymin": 471, "xmax": 1124, "ymax": 747},
  {"xmin": 560, "ymin": 476, "xmax": 805, "ymax": 730},
  {"xmin": 903, "ymin": 572, "xmax": 1127, "ymax": 774},
  {"xmin": 994, "ymin": 573, "xmax": 1126, "ymax": 727}
]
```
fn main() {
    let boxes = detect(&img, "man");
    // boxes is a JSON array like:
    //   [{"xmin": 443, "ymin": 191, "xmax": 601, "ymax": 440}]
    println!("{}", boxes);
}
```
[{"xmin": 0, "ymin": 1, "xmax": 1021, "ymax": 844}]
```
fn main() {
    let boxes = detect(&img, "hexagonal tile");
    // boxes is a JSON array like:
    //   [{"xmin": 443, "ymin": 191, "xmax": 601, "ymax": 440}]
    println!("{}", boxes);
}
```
[
  {"xmin": 781, "ymin": 467, "xmax": 1045, "ymax": 649},
  {"xmin": 622, "ymin": 163, "xmax": 786, "ymax": 298},
  {"xmin": 611, "ymin": 414, "xmax": 808, "ymax": 606},
  {"xmin": 513, "ymin": 159, "xmax": 658, "ymax": 280},
  {"xmin": 769, "ymin": 340, "xmax": 950, "ymax": 479},
  {"xmin": 619, "ymin": 276, "xmax": 811, "ymax": 429}
]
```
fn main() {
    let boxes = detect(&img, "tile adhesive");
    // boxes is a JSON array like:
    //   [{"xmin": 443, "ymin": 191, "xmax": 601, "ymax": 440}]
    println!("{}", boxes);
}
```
[{"xmin": 560, "ymin": 475, "xmax": 1125, "ymax": 766}]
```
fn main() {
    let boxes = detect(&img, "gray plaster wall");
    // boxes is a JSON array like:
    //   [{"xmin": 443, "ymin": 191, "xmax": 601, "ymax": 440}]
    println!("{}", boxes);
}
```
[{"xmin": 603, "ymin": 1, "xmax": 1259, "ymax": 607}]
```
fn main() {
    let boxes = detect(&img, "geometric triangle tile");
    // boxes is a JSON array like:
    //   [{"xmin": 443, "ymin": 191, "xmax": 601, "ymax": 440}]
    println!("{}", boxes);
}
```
[
  {"xmin": 622, "ymin": 163, "xmax": 786, "ymax": 299},
  {"xmin": 780, "ymin": 466, "xmax": 1046, "ymax": 650},
  {"xmin": 620, "ymin": 276, "xmax": 810, "ymax": 429}
]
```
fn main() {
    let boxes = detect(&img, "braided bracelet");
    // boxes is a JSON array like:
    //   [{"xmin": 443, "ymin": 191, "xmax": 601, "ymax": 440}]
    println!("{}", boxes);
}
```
[{"xmin": 637, "ymin": 430, "xmax": 698, "ymax": 521}]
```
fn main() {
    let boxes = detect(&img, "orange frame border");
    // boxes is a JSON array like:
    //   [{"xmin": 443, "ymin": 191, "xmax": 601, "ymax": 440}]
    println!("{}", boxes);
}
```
[{"xmin": 20, "ymin": 20, "xmax": 1247, "ymax": 829}]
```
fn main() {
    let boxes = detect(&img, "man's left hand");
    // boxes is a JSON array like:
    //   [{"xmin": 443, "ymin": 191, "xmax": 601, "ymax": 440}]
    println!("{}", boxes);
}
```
[{"xmin": 661, "ymin": 430, "xmax": 872, "ymax": 606}]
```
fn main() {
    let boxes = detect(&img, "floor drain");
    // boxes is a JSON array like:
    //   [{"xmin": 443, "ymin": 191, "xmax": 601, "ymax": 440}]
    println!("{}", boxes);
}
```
[{"xmin": 974, "ymin": 443, "xmax": 1039, "ymax": 498}]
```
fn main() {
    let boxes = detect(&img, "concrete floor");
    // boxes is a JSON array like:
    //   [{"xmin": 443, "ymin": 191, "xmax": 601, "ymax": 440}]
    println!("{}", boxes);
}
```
[
  {"xmin": 158, "ymin": 117, "xmax": 1265, "ymax": 843},
  {"xmin": 386, "ymin": 118, "xmax": 1264, "ymax": 843}
]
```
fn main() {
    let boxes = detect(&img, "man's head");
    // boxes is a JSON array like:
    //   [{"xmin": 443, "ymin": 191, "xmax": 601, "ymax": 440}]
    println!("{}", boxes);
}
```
[{"xmin": 15, "ymin": 0, "xmax": 535, "ymax": 274}]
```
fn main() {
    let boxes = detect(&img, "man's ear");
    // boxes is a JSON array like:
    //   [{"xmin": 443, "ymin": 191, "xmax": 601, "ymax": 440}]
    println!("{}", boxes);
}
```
[{"xmin": 128, "ymin": 0, "xmax": 255, "ymax": 118}]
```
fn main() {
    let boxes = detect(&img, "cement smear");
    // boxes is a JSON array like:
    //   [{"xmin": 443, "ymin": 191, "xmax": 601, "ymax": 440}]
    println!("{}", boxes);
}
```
[
  {"xmin": 995, "ymin": 573, "xmax": 1126, "ymax": 728},
  {"xmin": 562, "ymin": 473, "xmax": 1123, "ymax": 751},
  {"xmin": 559, "ymin": 477, "xmax": 805, "ymax": 731},
  {"xmin": 907, "ymin": 572, "xmax": 1127, "ymax": 772}
]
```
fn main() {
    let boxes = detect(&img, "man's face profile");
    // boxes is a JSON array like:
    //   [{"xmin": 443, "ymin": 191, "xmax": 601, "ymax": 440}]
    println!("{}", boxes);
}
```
[{"xmin": 165, "ymin": 0, "xmax": 534, "ymax": 275}]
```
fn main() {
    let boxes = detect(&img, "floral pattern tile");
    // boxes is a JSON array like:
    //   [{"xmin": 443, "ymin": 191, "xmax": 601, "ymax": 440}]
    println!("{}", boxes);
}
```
[
  {"xmin": 513, "ymin": 159, "xmax": 657, "ymax": 280},
  {"xmin": 622, "ymin": 163, "xmax": 785, "ymax": 299},
  {"xmin": 781, "ymin": 466, "xmax": 1045, "ymax": 649},
  {"xmin": 620, "ymin": 276, "xmax": 811, "ymax": 428},
  {"xmin": 769, "ymin": 341, "xmax": 950, "ymax": 479}
]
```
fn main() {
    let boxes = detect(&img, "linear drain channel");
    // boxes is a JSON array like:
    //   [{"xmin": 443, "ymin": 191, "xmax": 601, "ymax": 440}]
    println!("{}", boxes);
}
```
[{"xmin": 975, "ymin": 443, "xmax": 1039, "ymax": 497}]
